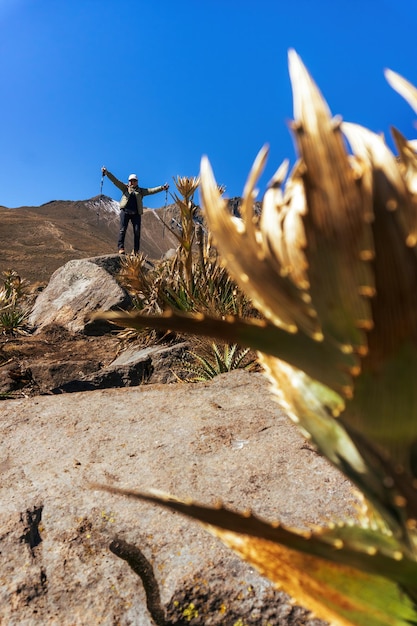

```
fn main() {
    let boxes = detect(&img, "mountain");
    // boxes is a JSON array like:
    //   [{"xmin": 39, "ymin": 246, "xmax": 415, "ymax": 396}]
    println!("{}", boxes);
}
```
[{"xmin": 0, "ymin": 196, "xmax": 180, "ymax": 284}]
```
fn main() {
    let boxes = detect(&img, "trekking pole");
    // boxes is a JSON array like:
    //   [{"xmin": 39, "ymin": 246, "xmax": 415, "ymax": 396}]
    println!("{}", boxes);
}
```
[
  {"xmin": 98, "ymin": 172, "xmax": 104, "ymax": 225},
  {"xmin": 162, "ymin": 187, "xmax": 168, "ymax": 239}
]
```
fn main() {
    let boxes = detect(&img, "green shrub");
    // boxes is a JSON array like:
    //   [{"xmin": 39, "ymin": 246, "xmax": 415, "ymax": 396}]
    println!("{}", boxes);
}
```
[{"xmin": 177, "ymin": 342, "xmax": 258, "ymax": 381}]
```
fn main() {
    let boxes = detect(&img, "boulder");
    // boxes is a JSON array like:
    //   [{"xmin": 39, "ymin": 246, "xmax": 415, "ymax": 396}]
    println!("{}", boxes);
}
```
[
  {"xmin": 0, "ymin": 370, "xmax": 358, "ymax": 625},
  {"xmin": 29, "ymin": 257, "xmax": 132, "ymax": 334}
]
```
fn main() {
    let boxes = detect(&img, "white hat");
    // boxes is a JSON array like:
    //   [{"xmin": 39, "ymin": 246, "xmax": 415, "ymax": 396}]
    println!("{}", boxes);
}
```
[{"xmin": 128, "ymin": 174, "xmax": 138, "ymax": 181}]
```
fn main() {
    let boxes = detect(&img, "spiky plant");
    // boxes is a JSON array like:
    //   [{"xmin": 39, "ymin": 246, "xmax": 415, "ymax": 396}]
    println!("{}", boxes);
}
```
[
  {"xmin": 117, "ymin": 253, "xmax": 166, "ymax": 315},
  {"xmin": 177, "ymin": 342, "xmax": 257, "ymax": 382},
  {"xmin": 166, "ymin": 175, "xmax": 200, "ymax": 292},
  {"xmin": 0, "ymin": 270, "xmax": 30, "ymax": 335},
  {"xmin": 1, "ymin": 269, "xmax": 23, "ymax": 305},
  {"xmin": 95, "ymin": 51, "xmax": 417, "ymax": 625},
  {"xmin": 116, "ymin": 240, "xmax": 256, "ymax": 319},
  {"xmin": 0, "ymin": 307, "xmax": 30, "ymax": 336}
]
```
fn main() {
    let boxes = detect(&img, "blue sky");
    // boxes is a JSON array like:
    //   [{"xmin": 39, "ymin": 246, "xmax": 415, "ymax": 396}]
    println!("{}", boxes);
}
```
[{"xmin": 1, "ymin": 0, "xmax": 417, "ymax": 208}]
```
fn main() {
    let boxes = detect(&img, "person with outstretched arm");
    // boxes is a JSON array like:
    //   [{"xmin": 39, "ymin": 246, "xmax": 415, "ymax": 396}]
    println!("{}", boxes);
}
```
[{"xmin": 101, "ymin": 167, "xmax": 169, "ymax": 254}]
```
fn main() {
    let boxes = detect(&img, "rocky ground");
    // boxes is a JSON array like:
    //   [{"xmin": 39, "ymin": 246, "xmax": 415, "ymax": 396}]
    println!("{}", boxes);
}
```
[
  {"xmin": 1, "ymin": 368, "xmax": 359, "ymax": 625},
  {"xmin": 0, "ymin": 212, "xmax": 358, "ymax": 624},
  {"xmin": 0, "ymin": 319, "xmax": 359, "ymax": 625},
  {"xmin": 0, "ymin": 324, "xmax": 122, "ymax": 397},
  {"xmin": 0, "ymin": 254, "xmax": 191, "ymax": 398}
]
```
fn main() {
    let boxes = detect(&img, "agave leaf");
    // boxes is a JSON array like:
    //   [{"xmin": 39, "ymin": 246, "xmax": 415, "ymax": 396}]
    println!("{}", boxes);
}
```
[
  {"xmin": 341, "ymin": 424, "xmax": 417, "ymax": 542},
  {"xmin": 214, "ymin": 533, "xmax": 417, "ymax": 626},
  {"xmin": 288, "ymin": 49, "xmax": 375, "ymax": 354},
  {"xmin": 391, "ymin": 127, "xmax": 417, "ymax": 187},
  {"xmin": 391, "ymin": 126, "xmax": 417, "ymax": 244},
  {"xmin": 97, "ymin": 309, "xmax": 356, "ymax": 395},
  {"xmin": 342, "ymin": 122, "xmax": 413, "ymax": 241},
  {"xmin": 193, "ymin": 354, "xmax": 218, "ymax": 378},
  {"xmin": 343, "ymin": 343, "xmax": 417, "ymax": 479},
  {"xmin": 385, "ymin": 69, "xmax": 417, "ymax": 116},
  {"xmin": 340, "ymin": 122, "xmax": 417, "ymax": 476},
  {"xmin": 260, "ymin": 353, "xmax": 417, "ymax": 541},
  {"xmin": 262, "ymin": 163, "xmax": 309, "ymax": 290},
  {"xmin": 234, "ymin": 347, "xmax": 252, "ymax": 369},
  {"xmin": 199, "ymin": 149, "xmax": 321, "ymax": 338},
  {"xmin": 92, "ymin": 484, "xmax": 417, "ymax": 626},
  {"xmin": 212, "ymin": 342, "xmax": 227, "ymax": 372}
]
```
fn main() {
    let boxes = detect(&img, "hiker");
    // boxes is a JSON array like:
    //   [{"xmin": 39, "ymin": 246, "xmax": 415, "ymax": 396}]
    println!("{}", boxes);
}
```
[{"xmin": 101, "ymin": 167, "xmax": 169, "ymax": 254}]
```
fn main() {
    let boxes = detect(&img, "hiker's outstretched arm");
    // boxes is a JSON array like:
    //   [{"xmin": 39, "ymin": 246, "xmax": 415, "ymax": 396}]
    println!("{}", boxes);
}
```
[
  {"xmin": 142, "ymin": 183, "xmax": 169, "ymax": 197},
  {"xmin": 102, "ymin": 168, "xmax": 127, "ymax": 193}
]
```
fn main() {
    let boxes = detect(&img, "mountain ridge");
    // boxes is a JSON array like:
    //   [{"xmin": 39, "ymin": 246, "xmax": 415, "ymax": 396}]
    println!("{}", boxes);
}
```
[{"xmin": 0, "ymin": 196, "xmax": 180, "ymax": 284}]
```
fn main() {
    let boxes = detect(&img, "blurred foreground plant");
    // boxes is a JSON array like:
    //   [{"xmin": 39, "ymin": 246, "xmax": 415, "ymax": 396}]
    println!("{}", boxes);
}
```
[{"xmin": 95, "ymin": 51, "xmax": 417, "ymax": 625}]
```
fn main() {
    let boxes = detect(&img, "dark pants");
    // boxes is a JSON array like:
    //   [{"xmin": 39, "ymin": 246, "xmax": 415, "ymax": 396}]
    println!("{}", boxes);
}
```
[{"xmin": 118, "ymin": 210, "xmax": 141, "ymax": 253}]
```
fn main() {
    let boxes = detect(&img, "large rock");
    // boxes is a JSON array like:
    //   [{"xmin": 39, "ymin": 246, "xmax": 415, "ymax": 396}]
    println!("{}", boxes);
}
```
[
  {"xmin": 0, "ymin": 370, "xmax": 358, "ymax": 625},
  {"xmin": 29, "ymin": 257, "xmax": 131, "ymax": 334}
]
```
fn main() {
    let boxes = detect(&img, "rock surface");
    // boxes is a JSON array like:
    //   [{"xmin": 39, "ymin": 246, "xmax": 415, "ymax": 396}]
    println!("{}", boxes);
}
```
[
  {"xmin": 29, "ymin": 257, "xmax": 132, "ymax": 334},
  {"xmin": 0, "ymin": 370, "xmax": 358, "ymax": 625},
  {"xmin": 1, "ymin": 251, "xmax": 360, "ymax": 624}
]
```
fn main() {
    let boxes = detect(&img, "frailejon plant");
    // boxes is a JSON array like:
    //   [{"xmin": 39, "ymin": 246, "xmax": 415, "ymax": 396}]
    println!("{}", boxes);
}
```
[
  {"xmin": 117, "ymin": 240, "xmax": 255, "ymax": 319},
  {"xmin": 95, "ymin": 51, "xmax": 417, "ymax": 625},
  {"xmin": 164, "ymin": 175, "xmax": 200, "ymax": 293}
]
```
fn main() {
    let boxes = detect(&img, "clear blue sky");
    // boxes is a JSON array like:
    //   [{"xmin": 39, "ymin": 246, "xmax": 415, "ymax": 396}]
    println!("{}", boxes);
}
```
[{"xmin": 1, "ymin": 0, "xmax": 417, "ymax": 208}]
